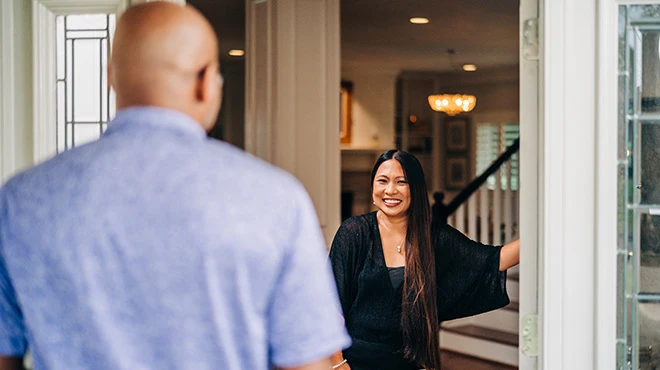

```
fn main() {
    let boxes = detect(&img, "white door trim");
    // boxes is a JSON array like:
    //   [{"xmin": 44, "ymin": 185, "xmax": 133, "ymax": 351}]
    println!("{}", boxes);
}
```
[
  {"xmin": 595, "ymin": 0, "xmax": 622, "ymax": 369},
  {"xmin": 31, "ymin": 0, "xmax": 127, "ymax": 164},
  {"xmin": 542, "ymin": 0, "xmax": 598, "ymax": 368},
  {"xmin": 518, "ymin": 0, "xmax": 539, "ymax": 368},
  {"xmin": 0, "ymin": 0, "xmax": 16, "ymax": 182}
]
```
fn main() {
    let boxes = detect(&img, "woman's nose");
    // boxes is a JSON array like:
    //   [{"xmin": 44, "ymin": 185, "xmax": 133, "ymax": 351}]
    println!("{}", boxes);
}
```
[{"xmin": 385, "ymin": 182, "xmax": 397, "ymax": 194}]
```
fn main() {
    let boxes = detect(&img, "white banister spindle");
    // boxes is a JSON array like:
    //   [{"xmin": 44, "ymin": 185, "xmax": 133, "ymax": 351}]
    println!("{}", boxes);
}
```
[
  {"xmin": 456, "ymin": 203, "xmax": 465, "ymax": 234},
  {"xmin": 468, "ymin": 192, "xmax": 477, "ymax": 239},
  {"xmin": 479, "ymin": 187, "xmax": 489, "ymax": 244},
  {"xmin": 504, "ymin": 161, "xmax": 513, "ymax": 243},
  {"xmin": 493, "ymin": 169, "xmax": 502, "ymax": 245}
]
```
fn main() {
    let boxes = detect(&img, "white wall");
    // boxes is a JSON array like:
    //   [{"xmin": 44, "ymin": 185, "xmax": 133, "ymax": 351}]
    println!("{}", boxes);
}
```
[{"xmin": 341, "ymin": 67, "xmax": 397, "ymax": 149}]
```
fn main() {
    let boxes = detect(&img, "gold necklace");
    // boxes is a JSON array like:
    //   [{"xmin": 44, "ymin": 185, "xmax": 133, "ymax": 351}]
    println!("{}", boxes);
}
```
[{"xmin": 378, "ymin": 213, "xmax": 406, "ymax": 254}]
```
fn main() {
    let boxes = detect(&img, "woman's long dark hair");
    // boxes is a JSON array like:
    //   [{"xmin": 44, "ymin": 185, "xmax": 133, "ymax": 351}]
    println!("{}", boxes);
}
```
[{"xmin": 371, "ymin": 150, "xmax": 441, "ymax": 370}]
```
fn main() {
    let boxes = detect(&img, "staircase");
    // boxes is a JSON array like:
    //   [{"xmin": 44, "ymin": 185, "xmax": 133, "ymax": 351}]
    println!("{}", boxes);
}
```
[
  {"xmin": 434, "ymin": 138, "xmax": 520, "ymax": 367},
  {"xmin": 440, "ymin": 266, "xmax": 519, "ymax": 367}
]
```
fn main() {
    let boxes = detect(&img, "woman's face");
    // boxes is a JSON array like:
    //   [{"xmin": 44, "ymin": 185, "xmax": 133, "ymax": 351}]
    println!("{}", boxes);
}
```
[{"xmin": 372, "ymin": 159, "xmax": 411, "ymax": 218}]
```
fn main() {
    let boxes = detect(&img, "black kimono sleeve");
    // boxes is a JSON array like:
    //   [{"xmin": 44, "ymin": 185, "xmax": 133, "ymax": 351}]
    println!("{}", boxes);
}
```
[
  {"xmin": 328, "ymin": 218, "xmax": 361, "ymax": 318},
  {"xmin": 433, "ymin": 223, "xmax": 509, "ymax": 322}
]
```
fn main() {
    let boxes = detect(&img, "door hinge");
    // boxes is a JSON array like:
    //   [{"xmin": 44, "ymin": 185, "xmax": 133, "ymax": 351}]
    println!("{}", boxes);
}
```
[
  {"xmin": 521, "ymin": 313, "xmax": 538, "ymax": 357},
  {"xmin": 522, "ymin": 18, "xmax": 539, "ymax": 61}
]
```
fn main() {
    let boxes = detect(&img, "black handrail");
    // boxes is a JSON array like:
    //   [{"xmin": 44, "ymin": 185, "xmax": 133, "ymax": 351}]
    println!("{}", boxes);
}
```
[{"xmin": 432, "ymin": 138, "xmax": 520, "ymax": 225}]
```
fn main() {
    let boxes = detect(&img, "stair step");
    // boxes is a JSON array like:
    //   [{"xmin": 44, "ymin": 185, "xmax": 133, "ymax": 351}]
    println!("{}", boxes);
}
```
[
  {"xmin": 506, "ymin": 279, "xmax": 519, "ymax": 302},
  {"xmin": 508, "ymin": 269, "xmax": 519, "ymax": 281},
  {"xmin": 442, "ymin": 324, "xmax": 519, "ymax": 346},
  {"xmin": 440, "ymin": 350, "xmax": 517, "ymax": 370},
  {"xmin": 440, "ymin": 327, "xmax": 519, "ymax": 367},
  {"xmin": 503, "ymin": 300, "xmax": 519, "ymax": 312}
]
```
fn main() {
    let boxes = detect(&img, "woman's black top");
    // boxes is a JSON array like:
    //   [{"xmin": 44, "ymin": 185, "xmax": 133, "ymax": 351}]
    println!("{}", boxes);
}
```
[{"xmin": 329, "ymin": 212, "xmax": 509, "ymax": 370}]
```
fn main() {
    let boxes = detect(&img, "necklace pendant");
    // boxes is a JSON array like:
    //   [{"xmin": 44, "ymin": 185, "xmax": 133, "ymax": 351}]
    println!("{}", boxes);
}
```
[{"xmin": 397, "ymin": 245, "xmax": 401, "ymax": 253}]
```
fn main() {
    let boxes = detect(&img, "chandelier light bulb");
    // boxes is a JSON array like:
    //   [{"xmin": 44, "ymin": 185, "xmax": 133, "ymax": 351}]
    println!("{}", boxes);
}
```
[{"xmin": 428, "ymin": 94, "xmax": 477, "ymax": 116}]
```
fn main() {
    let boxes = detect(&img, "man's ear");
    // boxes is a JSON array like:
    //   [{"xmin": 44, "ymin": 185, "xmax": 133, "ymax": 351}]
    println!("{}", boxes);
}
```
[{"xmin": 195, "ymin": 64, "xmax": 217, "ymax": 104}]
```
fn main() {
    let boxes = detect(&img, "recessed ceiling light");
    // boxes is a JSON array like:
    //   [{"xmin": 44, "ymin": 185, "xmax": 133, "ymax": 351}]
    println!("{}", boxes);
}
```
[
  {"xmin": 462, "ymin": 64, "xmax": 477, "ymax": 72},
  {"xmin": 409, "ymin": 17, "xmax": 429, "ymax": 24},
  {"xmin": 228, "ymin": 49, "xmax": 245, "ymax": 57}
]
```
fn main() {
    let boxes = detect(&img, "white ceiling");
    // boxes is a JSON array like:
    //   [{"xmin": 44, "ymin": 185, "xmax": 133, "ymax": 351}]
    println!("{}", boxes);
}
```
[{"xmin": 188, "ymin": 0, "xmax": 520, "ymax": 73}]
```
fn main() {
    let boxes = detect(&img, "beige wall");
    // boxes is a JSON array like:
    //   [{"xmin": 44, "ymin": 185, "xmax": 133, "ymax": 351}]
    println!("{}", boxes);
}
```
[
  {"xmin": 401, "ymin": 66, "xmax": 519, "ymax": 195},
  {"xmin": 341, "ymin": 67, "xmax": 397, "ymax": 150},
  {"xmin": 340, "ymin": 66, "xmax": 520, "ymax": 218}
]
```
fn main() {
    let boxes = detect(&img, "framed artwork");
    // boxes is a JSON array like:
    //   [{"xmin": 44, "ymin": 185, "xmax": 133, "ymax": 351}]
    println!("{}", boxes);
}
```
[
  {"xmin": 446, "ymin": 119, "xmax": 468, "ymax": 151},
  {"xmin": 340, "ymin": 81, "xmax": 353, "ymax": 144},
  {"xmin": 446, "ymin": 157, "xmax": 468, "ymax": 189}
]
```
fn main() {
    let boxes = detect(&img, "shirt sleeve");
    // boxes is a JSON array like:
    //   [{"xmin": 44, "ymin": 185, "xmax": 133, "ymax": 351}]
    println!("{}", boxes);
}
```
[
  {"xmin": 0, "ymin": 187, "xmax": 28, "ymax": 356},
  {"xmin": 433, "ymin": 224, "xmax": 509, "ymax": 322},
  {"xmin": 328, "ymin": 219, "xmax": 359, "ymax": 318},
  {"xmin": 267, "ymin": 187, "xmax": 351, "ymax": 368}
]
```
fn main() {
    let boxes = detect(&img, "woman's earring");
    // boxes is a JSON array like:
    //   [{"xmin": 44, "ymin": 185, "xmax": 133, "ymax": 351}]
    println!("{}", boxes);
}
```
[{"xmin": 373, "ymin": 201, "xmax": 376, "ymax": 205}]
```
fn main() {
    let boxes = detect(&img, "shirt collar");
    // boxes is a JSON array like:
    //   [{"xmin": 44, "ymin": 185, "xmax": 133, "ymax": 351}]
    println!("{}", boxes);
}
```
[{"xmin": 105, "ymin": 106, "xmax": 207, "ymax": 140}]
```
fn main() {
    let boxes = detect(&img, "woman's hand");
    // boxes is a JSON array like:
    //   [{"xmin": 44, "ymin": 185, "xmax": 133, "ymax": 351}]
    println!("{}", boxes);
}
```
[{"xmin": 499, "ymin": 239, "xmax": 520, "ymax": 271}]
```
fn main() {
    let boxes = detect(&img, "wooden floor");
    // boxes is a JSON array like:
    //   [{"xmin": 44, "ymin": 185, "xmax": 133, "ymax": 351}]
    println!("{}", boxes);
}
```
[{"xmin": 440, "ymin": 350, "xmax": 517, "ymax": 370}]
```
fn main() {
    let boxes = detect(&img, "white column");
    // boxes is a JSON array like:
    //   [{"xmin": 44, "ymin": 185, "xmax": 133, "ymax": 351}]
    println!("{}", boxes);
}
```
[
  {"xmin": 246, "ymin": 0, "xmax": 341, "ymax": 245},
  {"xmin": 543, "ymin": 0, "xmax": 597, "ymax": 368}
]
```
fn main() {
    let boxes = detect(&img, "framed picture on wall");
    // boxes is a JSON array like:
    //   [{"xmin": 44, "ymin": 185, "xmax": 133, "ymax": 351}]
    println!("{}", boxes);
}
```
[
  {"xmin": 340, "ymin": 81, "xmax": 353, "ymax": 144},
  {"xmin": 446, "ymin": 119, "xmax": 468, "ymax": 151},
  {"xmin": 446, "ymin": 157, "xmax": 468, "ymax": 189}
]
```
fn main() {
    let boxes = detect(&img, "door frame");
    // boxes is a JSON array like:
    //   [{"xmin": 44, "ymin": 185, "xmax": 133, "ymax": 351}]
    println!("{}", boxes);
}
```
[
  {"xmin": 541, "ymin": 0, "xmax": 600, "ymax": 368},
  {"xmin": 518, "ymin": 0, "xmax": 540, "ymax": 369},
  {"xmin": 539, "ymin": 0, "xmax": 636, "ymax": 368},
  {"xmin": 32, "ymin": 0, "xmax": 129, "ymax": 164}
]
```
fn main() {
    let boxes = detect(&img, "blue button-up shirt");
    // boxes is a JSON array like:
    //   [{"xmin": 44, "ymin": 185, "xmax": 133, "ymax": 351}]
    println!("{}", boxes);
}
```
[{"xmin": 0, "ymin": 107, "xmax": 350, "ymax": 369}]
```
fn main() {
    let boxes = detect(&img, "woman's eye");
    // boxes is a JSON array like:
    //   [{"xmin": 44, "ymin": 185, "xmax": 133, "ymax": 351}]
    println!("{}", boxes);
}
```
[
  {"xmin": 377, "ymin": 179, "xmax": 387, "ymax": 183},
  {"xmin": 398, "ymin": 180, "xmax": 408, "ymax": 184}
]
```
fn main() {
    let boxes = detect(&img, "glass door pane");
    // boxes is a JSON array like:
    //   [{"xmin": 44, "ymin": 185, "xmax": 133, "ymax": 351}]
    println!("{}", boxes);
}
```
[{"xmin": 618, "ymin": 5, "xmax": 660, "ymax": 369}]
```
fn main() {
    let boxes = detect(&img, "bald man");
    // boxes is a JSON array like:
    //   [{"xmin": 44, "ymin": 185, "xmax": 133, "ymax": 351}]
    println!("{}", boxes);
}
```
[{"xmin": 0, "ymin": 3, "xmax": 349, "ymax": 370}]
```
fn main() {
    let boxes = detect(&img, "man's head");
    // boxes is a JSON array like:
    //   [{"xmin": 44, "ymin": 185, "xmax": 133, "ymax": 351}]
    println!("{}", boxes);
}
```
[{"xmin": 109, "ymin": 2, "xmax": 222, "ymax": 131}]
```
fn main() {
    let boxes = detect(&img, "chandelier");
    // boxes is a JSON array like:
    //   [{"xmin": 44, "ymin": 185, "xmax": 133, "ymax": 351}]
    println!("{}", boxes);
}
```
[{"xmin": 428, "ymin": 94, "xmax": 477, "ymax": 116}]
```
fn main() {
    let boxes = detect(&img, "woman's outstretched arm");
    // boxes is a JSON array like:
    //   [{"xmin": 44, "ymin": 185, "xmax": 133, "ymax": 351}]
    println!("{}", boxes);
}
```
[{"xmin": 499, "ymin": 239, "xmax": 520, "ymax": 271}]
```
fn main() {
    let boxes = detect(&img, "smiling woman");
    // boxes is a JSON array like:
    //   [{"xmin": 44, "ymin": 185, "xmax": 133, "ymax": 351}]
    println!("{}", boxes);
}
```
[{"xmin": 328, "ymin": 149, "xmax": 520, "ymax": 370}]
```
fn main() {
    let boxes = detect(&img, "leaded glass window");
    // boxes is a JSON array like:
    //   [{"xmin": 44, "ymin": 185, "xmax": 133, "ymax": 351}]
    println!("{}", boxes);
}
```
[
  {"xmin": 475, "ymin": 123, "xmax": 519, "ymax": 191},
  {"xmin": 618, "ymin": 5, "xmax": 660, "ymax": 369},
  {"xmin": 56, "ymin": 14, "xmax": 116, "ymax": 153}
]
